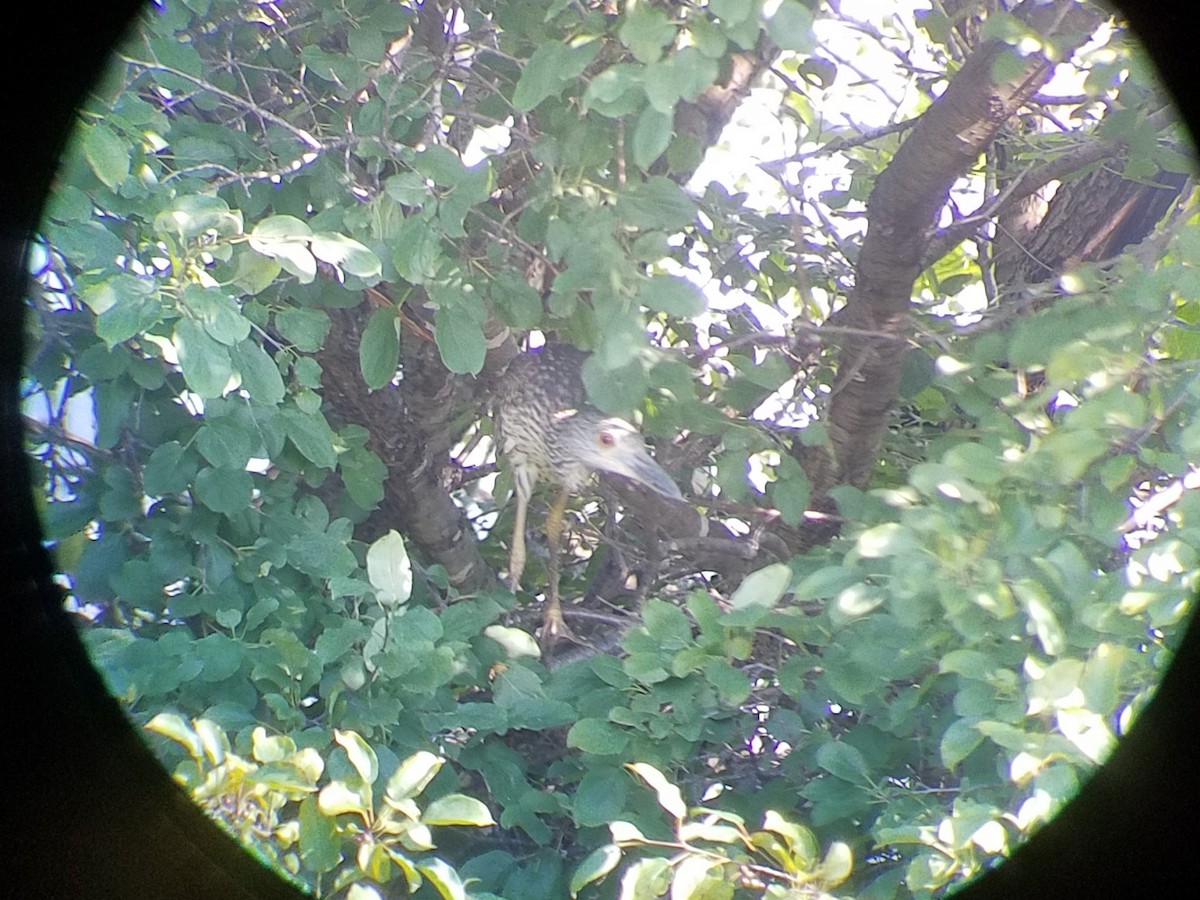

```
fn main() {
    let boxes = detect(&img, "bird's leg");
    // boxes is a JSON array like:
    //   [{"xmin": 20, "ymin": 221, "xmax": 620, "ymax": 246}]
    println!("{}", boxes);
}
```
[
  {"xmin": 541, "ymin": 485, "xmax": 580, "ymax": 648},
  {"xmin": 507, "ymin": 487, "xmax": 529, "ymax": 593}
]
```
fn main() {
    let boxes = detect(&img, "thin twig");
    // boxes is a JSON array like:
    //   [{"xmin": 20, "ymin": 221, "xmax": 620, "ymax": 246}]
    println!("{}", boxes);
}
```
[{"xmin": 120, "ymin": 55, "xmax": 324, "ymax": 151}]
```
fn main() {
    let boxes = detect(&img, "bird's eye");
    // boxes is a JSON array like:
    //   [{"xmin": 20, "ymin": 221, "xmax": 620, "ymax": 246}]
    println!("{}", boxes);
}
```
[{"xmin": 597, "ymin": 430, "xmax": 616, "ymax": 449}]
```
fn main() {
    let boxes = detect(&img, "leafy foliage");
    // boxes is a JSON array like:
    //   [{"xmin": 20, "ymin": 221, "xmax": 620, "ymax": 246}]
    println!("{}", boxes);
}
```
[
  {"xmin": 146, "ymin": 715, "xmax": 493, "ymax": 898},
  {"xmin": 23, "ymin": 1, "xmax": 1199, "ymax": 898}
]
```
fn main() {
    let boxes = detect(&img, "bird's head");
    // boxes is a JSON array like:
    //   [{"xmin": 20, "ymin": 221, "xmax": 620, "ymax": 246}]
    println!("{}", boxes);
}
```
[{"xmin": 551, "ymin": 409, "xmax": 682, "ymax": 500}]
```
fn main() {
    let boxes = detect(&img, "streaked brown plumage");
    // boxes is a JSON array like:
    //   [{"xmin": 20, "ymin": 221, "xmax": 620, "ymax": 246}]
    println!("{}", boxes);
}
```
[{"xmin": 495, "ymin": 344, "xmax": 681, "ymax": 646}]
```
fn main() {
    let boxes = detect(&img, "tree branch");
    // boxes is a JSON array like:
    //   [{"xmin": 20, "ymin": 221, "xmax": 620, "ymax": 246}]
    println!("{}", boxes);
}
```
[
  {"xmin": 821, "ymin": 0, "xmax": 1105, "ymax": 490},
  {"xmin": 120, "ymin": 55, "xmax": 325, "ymax": 152}
]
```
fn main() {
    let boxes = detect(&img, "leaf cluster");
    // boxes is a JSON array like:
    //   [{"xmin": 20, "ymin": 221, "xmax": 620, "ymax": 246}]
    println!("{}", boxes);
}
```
[{"xmin": 22, "ymin": 1, "xmax": 1200, "ymax": 898}]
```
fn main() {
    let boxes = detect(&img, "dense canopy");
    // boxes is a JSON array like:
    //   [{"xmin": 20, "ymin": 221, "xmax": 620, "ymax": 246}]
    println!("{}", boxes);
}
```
[{"xmin": 24, "ymin": 0, "xmax": 1199, "ymax": 897}]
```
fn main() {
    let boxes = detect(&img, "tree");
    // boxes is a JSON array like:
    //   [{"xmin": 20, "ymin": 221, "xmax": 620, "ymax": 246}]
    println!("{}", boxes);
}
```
[{"xmin": 24, "ymin": 0, "xmax": 1198, "ymax": 896}]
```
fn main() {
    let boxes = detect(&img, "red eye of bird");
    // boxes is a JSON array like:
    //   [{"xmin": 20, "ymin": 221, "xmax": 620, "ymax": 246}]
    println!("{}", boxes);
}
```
[{"xmin": 597, "ymin": 430, "xmax": 616, "ymax": 448}]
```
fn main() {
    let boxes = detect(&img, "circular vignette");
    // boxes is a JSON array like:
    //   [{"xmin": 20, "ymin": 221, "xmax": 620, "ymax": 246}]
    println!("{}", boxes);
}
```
[{"xmin": 3, "ymin": 2, "xmax": 1200, "ymax": 899}]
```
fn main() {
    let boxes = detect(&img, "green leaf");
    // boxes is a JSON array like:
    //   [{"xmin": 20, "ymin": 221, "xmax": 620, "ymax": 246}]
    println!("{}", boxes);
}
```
[
  {"xmin": 670, "ymin": 854, "xmax": 722, "ymax": 900},
  {"xmin": 341, "ymin": 446, "xmax": 388, "ymax": 509},
  {"xmin": 386, "ymin": 750, "xmax": 444, "ymax": 802},
  {"xmin": 143, "ymin": 442, "xmax": 196, "ymax": 495},
  {"xmin": 570, "ymin": 845, "xmax": 622, "ymax": 897},
  {"xmin": 704, "ymin": 659, "xmax": 752, "ymax": 706},
  {"xmin": 513, "ymin": 41, "xmax": 600, "ymax": 111},
  {"xmin": 393, "ymin": 214, "xmax": 444, "ymax": 284},
  {"xmin": 415, "ymin": 144, "xmax": 468, "ymax": 185},
  {"xmin": 418, "ymin": 857, "xmax": 467, "ymax": 900},
  {"xmin": 1160, "ymin": 325, "xmax": 1200, "ymax": 359},
  {"xmin": 79, "ymin": 274, "xmax": 149, "ymax": 316},
  {"xmin": 174, "ymin": 319, "xmax": 234, "ymax": 400},
  {"xmin": 300, "ymin": 45, "xmax": 369, "ymax": 90},
  {"xmin": 280, "ymin": 407, "xmax": 338, "ymax": 469},
  {"xmin": 792, "ymin": 565, "xmax": 862, "ymax": 601},
  {"xmin": 97, "ymin": 291, "xmax": 164, "ymax": 349},
  {"xmin": 627, "ymin": 762, "xmax": 687, "ymax": 820},
  {"xmin": 644, "ymin": 48, "xmax": 719, "ymax": 113},
  {"xmin": 194, "ymin": 632, "xmax": 242, "ymax": 681},
  {"xmin": 311, "ymin": 231, "xmax": 382, "ymax": 280},
  {"xmin": 153, "ymin": 194, "xmax": 242, "ymax": 241},
  {"xmin": 230, "ymin": 338, "xmax": 286, "ymax": 405},
  {"xmin": 360, "ymin": 306, "xmax": 400, "ymax": 390},
  {"xmin": 275, "ymin": 306, "xmax": 330, "ymax": 352},
  {"xmin": 582, "ymin": 63, "xmax": 644, "ymax": 116},
  {"xmin": 287, "ymin": 528, "xmax": 358, "ymax": 578},
  {"xmin": 763, "ymin": 0, "xmax": 817, "ymax": 53},
  {"xmin": 434, "ymin": 304, "xmax": 486, "ymax": 374},
  {"xmin": 385, "ymin": 171, "xmax": 429, "ymax": 207},
  {"xmin": 422, "ymin": 794, "xmax": 496, "ymax": 827},
  {"xmin": 196, "ymin": 418, "xmax": 254, "ymax": 469},
  {"xmin": 490, "ymin": 272, "xmax": 544, "ymax": 329},
  {"xmin": 856, "ymin": 522, "xmax": 920, "ymax": 558},
  {"xmin": 366, "ymin": 530, "xmax": 413, "ymax": 606},
  {"xmin": 710, "ymin": 0, "xmax": 754, "ymax": 25},
  {"xmin": 940, "ymin": 719, "xmax": 985, "ymax": 769},
  {"xmin": 314, "ymin": 619, "xmax": 367, "ymax": 665},
  {"xmin": 616, "ymin": 176, "xmax": 698, "ymax": 230},
  {"xmin": 82, "ymin": 274, "xmax": 162, "ymax": 347},
  {"xmin": 567, "ymin": 718, "xmax": 630, "ymax": 756},
  {"xmin": 145, "ymin": 713, "xmax": 202, "ymax": 760},
  {"xmin": 729, "ymin": 562, "xmax": 791, "ymax": 610},
  {"xmin": 619, "ymin": 3, "xmax": 676, "ymax": 64},
  {"xmin": 229, "ymin": 251, "xmax": 282, "ymax": 295},
  {"xmin": 249, "ymin": 215, "xmax": 316, "ymax": 283},
  {"xmin": 193, "ymin": 466, "xmax": 253, "ymax": 514},
  {"xmin": 335, "ymin": 728, "xmax": 379, "ymax": 784},
  {"xmin": 573, "ymin": 767, "xmax": 631, "ymax": 828},
  {"xmin": 772, "ymin": 475, "xmax": 810, "ymax": 527},
  {"xmin": 632, "ymin": 107, "xmax": 674, "ymax": 170},
  {"xmin": 80, "ymin": 123, "xmax": 130, "ymax": 189},
  {"xmin": 815, "ymin": 742, "xmax": 872, "ymax": 786}
]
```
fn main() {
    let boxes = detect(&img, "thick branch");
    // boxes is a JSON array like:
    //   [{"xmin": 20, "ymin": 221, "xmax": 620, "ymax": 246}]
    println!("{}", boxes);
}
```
[
  {"xmin": 316, "ymin": 305, "xmax": 510, "ymax": 592},
  {"xmin": 823, "ymin": 0, "xmax": 1104, "ymax": 490},
  {"xmin": 922, "ymin": 105, "xmax": 1178, "ymax": 266}
]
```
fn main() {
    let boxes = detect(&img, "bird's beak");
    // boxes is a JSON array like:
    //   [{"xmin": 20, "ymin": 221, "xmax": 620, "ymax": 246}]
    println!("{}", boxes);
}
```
[
  {"xmin": 622, "ymin": 451, "xmax": 683, "ymax": 500},
  {"xmin": 582, "ymin": 415, "xmax": 684, "ymax": 500}
]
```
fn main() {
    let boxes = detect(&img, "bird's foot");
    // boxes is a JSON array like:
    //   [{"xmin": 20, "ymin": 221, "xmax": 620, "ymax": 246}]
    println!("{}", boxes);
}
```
[{"xmin": 539, "ymin": 600, "xmax": 585, "ymax": 651}]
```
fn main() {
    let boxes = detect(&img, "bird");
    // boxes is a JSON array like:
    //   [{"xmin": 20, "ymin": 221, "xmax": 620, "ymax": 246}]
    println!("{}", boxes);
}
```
[{"xmin": 494, "ymin": 343, "xmax": 682, "ymax": 647}]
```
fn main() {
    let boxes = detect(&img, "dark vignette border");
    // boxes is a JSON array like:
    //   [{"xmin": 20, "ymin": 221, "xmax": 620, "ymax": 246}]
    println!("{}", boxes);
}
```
[{"xmin": 1, "ymin": 2, "xmax": 1197, "ymax": 898}]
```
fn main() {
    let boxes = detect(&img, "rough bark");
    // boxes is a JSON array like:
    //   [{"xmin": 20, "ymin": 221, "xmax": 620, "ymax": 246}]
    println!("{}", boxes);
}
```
[
  {"xmin": 821, "ymin": 0, "xmax": 1104, "ymax": 491},
  {"xmin": 309, "ymin": 32, "xmax": 782, "ymax": 594},
  {"xmin": 316, "ymin": 304, "xmax": 515, "ymax": 592}
]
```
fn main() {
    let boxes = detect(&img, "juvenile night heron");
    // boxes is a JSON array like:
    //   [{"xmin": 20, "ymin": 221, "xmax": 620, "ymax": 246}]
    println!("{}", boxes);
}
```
[{"xmin": 495, "ymin": 343, "xmax": 682, "ymax": 646}]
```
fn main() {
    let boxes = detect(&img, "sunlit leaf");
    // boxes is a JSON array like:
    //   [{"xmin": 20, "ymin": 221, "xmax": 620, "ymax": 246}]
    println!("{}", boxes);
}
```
[
  {"xmin": 422, "ymin": 794, "xmax": 495, "ymax": 827},
  {"xmin": 335, "ymin": 729, "xmax": 379, "ymax": 784},
  {"xmin": 418, "ymin": 857, "xmax": 467, "ymax": 900},
  {"xmin": 627, "ymin": 763, "xmax": 687, "ymax": 820},
  {"xmin": 570, "ymin": 844, "xmax": 622, "ymax": 897},
  {"xmin": 728, "ymin": 562, "xmax": 791, "ymax": 610},
  {"xmin": 366, "ymin": 530, "xmax": 413, "ymax": 607},
  {"xmin": 386, "ymin": 751, "xmax": 444, "ymax": 803}
]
